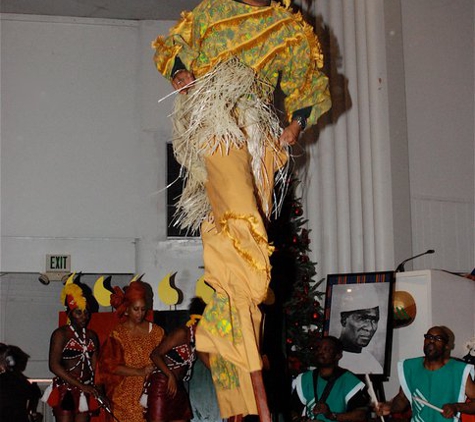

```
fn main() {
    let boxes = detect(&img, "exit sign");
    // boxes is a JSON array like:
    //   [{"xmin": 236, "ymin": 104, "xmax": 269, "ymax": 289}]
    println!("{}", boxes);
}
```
[{"xmin": 46, "ymin": 254, "xmax": 71, "ymax": 272}]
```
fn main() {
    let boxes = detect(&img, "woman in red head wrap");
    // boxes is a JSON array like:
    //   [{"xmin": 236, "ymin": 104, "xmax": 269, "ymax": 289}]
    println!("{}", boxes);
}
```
[{"xmin": 97, "ymin": 280, "xmax": 164, "ymax": 422}]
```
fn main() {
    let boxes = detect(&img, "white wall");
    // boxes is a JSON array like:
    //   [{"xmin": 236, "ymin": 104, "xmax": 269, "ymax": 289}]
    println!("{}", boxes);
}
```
[
  {"xmin": 0, "ymin": 14, "xmax": 205, "ymax": 379},
  {"xmin": 401, "ymin": 0, "xmax": 474, "ymax": 272},
  {"xmin": 0, "ymin": 15, "xmax": 205, "ymax": 312},
  {"xmin": 382, "ymin": 0, "xmax": 475, "ymax": 397},
  {"xmin": 2, "ymin": 16, "xmax": 146, "ymax": 238}
]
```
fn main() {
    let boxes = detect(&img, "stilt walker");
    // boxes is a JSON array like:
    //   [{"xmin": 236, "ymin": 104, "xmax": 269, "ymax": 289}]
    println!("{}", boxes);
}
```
[{"xmin": 152, "ymin": 1, "xmax": 332, "ymax": 419}]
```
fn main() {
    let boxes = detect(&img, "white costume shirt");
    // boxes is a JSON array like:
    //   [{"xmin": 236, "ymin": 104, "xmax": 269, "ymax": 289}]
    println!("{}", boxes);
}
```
[{"xmin": 339, "ymin": 349, "xmax": 383, "ymax": 374}]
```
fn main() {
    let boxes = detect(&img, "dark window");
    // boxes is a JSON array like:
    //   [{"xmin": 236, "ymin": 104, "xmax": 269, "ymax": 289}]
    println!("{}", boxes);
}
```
[{"xmin": 166, "ymin": 143, "xmax": 198, "ymax": 237}]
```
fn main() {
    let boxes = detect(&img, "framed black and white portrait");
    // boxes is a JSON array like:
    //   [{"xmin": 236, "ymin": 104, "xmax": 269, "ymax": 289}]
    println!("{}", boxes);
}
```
[{"xmin": 323, "ymin": 272, "xmax": 394, "ymax": 376}]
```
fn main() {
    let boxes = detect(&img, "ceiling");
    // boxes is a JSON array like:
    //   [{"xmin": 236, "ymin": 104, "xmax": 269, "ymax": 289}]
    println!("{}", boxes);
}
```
[{"xmin": 0, "ymin": 0, "xmax": 203, "ymax": 21}]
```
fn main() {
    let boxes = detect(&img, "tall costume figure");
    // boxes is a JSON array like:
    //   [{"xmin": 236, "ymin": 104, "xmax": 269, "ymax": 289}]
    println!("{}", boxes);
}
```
[{"xmin": 153, "ymin": 0, "xmax": 331, "ymax": 418}]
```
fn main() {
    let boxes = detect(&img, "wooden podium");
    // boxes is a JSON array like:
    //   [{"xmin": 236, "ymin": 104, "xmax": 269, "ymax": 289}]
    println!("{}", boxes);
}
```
[{"xmin": 385, "ymin": 269, "xmax": 475, "ymax": 398}]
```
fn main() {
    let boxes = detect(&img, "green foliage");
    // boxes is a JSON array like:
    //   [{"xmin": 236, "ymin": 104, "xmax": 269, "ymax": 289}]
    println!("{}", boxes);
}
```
[{"xmin": 268, "ymin": 175, "xmax": 324, "ymax": 375}]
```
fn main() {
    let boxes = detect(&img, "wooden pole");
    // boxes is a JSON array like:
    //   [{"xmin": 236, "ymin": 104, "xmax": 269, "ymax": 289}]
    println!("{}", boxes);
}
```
[{"xmin": 250, "ymin": 370, "xmax": 271, "ymax": 422}]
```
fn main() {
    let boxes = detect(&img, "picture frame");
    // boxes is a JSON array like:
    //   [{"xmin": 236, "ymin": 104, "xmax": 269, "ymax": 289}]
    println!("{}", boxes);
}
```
[{"xmin": 323, "ymin": 271, "xmax": 394, "ymax": 377}]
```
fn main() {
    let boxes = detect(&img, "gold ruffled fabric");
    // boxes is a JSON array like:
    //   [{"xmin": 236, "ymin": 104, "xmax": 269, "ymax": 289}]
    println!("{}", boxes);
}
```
[{"xmin": 152, "ymin": 0, "xmax": 331, "ymax": 127}]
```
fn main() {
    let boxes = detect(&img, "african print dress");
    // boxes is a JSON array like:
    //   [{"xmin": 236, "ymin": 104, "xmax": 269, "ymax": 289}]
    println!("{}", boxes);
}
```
[{"xmin": 98, "ymin": 322, "xmax": 164, "ymax": 422}]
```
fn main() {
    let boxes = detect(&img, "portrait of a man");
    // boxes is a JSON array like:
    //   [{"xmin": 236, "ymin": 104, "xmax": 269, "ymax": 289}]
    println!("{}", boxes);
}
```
[{"xmin": 328, "ymin": 282, "xmax": 389, "ymax": 375}]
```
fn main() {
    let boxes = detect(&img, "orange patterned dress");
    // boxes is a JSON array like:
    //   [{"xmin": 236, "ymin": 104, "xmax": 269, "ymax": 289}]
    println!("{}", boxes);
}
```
[{"xmin": 98, "ymin": 322, "xmax": 164, "ymax": 422}]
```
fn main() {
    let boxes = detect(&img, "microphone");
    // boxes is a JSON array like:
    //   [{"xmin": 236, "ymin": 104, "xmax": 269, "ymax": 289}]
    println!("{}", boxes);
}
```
[{"xmin": 395, "ymin": 249, "xmax": 435, "ymax": 273}]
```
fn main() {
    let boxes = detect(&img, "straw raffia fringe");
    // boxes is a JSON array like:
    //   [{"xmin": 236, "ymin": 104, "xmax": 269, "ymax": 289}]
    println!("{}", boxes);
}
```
[{"xmin": 170, "ymin": 58, "xmax": 290, "ymax": 233}]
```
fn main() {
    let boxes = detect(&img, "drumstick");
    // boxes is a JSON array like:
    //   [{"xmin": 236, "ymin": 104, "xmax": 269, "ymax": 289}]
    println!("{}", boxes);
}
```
[
  {"xmin": 412, "ymin": 396, "xmax": 460, "ymax": 421},
  {"xmin": 412, "ymin": 396, "xmax": 443, "ymax": 413},
  {"xmin": 364, "ymin": 374, "xmax": 385, "ymax": 422}
]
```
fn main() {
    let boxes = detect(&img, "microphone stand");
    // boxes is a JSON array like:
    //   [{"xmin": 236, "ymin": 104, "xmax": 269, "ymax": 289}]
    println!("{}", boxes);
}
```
[{"xmin": 395, "ymin": 249, "xmax": 435, "ymax": 272}]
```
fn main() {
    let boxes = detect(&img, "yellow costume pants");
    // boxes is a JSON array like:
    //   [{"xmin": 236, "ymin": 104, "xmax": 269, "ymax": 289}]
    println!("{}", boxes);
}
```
[{"xmin": 196, "ymin": 143, "xmax": 286, "ymax": 418}]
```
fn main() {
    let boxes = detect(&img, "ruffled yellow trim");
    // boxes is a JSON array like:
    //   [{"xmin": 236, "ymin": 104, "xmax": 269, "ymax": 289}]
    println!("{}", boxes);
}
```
[
  {"xmin": 170, "ymin": 10, "xmax": 194, "ymax": 42},
  {"xmin": 151, "ymin": 11, "xmax": 193, "ymax": 78},
  {"xmin": 283, "ymin": 16, "xmax": 325, "ymax": 121},
  {"xmin": 234, "ymin": 17, "xmax": 294, "ymax": 59},
  {"xmin": 193, "ymin": 16, "xmax": 295, "ymax": 77},
  {"xmin": 220, "ymin": 212, "xmax": 274, "ymax": 274},
  {"xmin": 151, "ymin": 34, "xmax": 163, "ymax": 50},
  {"xmin": 194, "ymin": 5, "xmax": 323, "ymax": 82},
  {"xmin": 302, "ymin": 19, "xmax": 324, "ymax": 68},
  {"xmin": 201, "ymin": 7, "xmax": 276, "ymax": 43},
  {"xmin": 254, "ymin": 32, "xmax": 303, "ymax": 72},
  {"xmin": 283, "ymin": 9, "xmax": 324, "ymax": 68}
]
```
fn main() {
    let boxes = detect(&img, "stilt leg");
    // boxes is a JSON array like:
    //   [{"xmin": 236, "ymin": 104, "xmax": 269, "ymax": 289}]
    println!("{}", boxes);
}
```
[{"xmin": 250, "ymin": 370, "xmax": 271, "ymax": 422}]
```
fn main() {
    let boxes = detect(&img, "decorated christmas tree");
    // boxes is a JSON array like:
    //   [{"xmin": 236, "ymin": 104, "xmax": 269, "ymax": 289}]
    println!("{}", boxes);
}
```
[{"xmin": 267, "ymin": 175, "xmax": 325, "ymax": 375}]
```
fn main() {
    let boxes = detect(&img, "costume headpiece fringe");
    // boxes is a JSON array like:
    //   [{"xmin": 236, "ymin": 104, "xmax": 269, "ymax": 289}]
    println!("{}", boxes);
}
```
[
  {"xmin": 61, "ymin": 283, "xmax": 87, "ymax": 312},
  {"xmin": 170, "ymin": 58, "xmax": 289, "ymax": 232}
]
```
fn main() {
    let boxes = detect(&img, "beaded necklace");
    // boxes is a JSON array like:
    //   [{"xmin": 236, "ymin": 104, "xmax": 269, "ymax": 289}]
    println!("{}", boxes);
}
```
[{"xmin": 63, "ymin": 324, "xmax": 94, "ymax": 381}]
